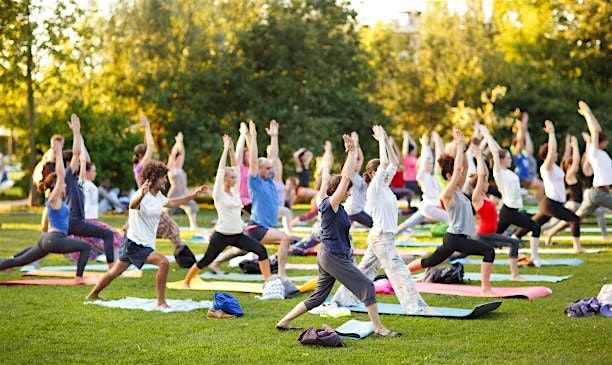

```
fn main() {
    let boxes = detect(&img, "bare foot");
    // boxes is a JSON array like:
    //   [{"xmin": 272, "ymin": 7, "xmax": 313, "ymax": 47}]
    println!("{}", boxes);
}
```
[
  {"xmin": 481, "ymin": 287, "xmax": 496, "ymax": 297},
  {"xmin": 574, "ymin": 247, "xmax": 586, "ymax": 253},
  {"xmin": 208, "ymin": 262, "xmax": 223, "ymax": 275},
  {"xmin": 543, "ymin": 232, "xmax": 553, "ymax": 246},
  {"xmin": 182, "ymin": 281, "xmax": 191, "ymax": 289},
  {"xmin": 511, "ymin": 275, "xmax": 528, "ymax": 282},
  {"xmin": 158, "ymin": 302, "xmax": 170, "ymax": 309},
  {"xmin": 85, "ymin": 293, "xmax": 101, "ymax": 301},
  {"xmin": 74, "ymin": 277, "xmax": 87, "ymax": 285}
]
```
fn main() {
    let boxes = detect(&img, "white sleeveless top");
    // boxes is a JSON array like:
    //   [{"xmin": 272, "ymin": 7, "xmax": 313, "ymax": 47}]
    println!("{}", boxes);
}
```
[{"xmin": 540, "ymin": 164, "xmax": 566, "ymax": 203}]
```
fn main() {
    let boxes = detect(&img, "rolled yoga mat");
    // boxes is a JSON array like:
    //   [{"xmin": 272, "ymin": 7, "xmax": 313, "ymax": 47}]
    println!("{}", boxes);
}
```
[
  {"xmin": 342, "ymin": 301, "xmax": 502, "ymax": 319},
  {"xmin": 167, "ymin": 277, "xmax": 264, "ymax": 294},
  {"xmin": 0, "ymin": 277, "xmax": 99, "ymax": 286},
  {"xmin": 84, "ymin": 297, "xmax": 213, "ymax": 312},
  {"xmin": 199, "ymin": 272, "xmax": 315, "ymax": 282},
  {"xmin": 450, "ymin": 258, "xmax": 584, "ymax": 266},
  {"xmin": 22, "ymin": 269, "xmax": 142, "ymax": 279},
  {"xmin": 335, "ymin": 320, "xmax": 374, "ymax": 339}
]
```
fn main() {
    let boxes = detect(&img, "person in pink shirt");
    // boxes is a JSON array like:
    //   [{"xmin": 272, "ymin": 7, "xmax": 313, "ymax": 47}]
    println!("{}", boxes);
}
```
[{"xmin": 402, "ymin": 130, "xmax": 421, "ymax": 196}]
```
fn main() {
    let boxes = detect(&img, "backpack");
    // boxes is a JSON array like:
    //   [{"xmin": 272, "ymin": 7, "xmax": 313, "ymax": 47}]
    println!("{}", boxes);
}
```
[
  {"xmin": 424, "ymin": 262, "xmax": 464, "ymax": 284},
  {"xmin": 174, "ymin": 245, "xmax": 196, "ymax": 268},
  {"xmin": 565, "ymin": 297, "xmax": 601, "ymax": 317},
  {"xmin": 239, "ymin": 254, "xmax": 278, "ymax": 274},
  {"xmin": 298, "ymin": 327, "xmax": 346, "ymax": 347},
  {"xmin": 213, "ymin": 292, "xmax": 244, "ymax": 317}
]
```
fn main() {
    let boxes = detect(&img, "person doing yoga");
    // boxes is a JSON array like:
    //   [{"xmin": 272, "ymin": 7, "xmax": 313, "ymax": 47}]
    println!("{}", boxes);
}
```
[
  {"xmin": 397, "ymin": 132, "xmax": 448, "ymax": 233},
  {"xmin": 0, "ymin": 139, "xmax": 91, "ymax": 280},
  {"xmin": 276, "ymin": 134, "xmax": 399, "ymax": 337},
  {"xmin": 479, "ymin": 125, "xmax": 542, "ymax": 266},
  {"xmin": 165, "ymin": 132, "xmax": 199, "ymax": 231},
  {"xmin": 344, "ymin": 131, "xmax": 373, "ymax": 228},
  {"xmin": 514, "ymin": 120, "xmax": 583, "ymax": 252},
  {"xmin": 333, "ymin": 125, "xmax": 429, "ymax": 314},
  {"xmin": 86, "ymin": 160, "xmax": 207, "ymax": 308},
  {"xmin": 182, "ymin": 134, "xmax": 271, "ymax": 286},
  {"xmin": 469, "ymin": 145, "xmax": 524, "ymax": 281},
  {"xmin": 408, "ymin": 128, "xmax": 495, "ymax": 296}
]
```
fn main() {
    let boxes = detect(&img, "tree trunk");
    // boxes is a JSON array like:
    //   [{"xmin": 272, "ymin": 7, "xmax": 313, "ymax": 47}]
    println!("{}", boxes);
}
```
[{"xmin": 26, "ymin": 2, "xmax": 37, "ymax": 207}]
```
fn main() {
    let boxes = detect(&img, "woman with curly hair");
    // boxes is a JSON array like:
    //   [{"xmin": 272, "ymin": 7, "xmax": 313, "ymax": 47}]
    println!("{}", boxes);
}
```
[{"xmin": 86, "ymin": 160, "xmax": 207, "ymax": 308}]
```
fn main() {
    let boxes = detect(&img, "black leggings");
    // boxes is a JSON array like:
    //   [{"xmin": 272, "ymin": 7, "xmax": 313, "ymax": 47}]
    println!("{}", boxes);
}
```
[
  {"xmin": 497, "ymin": 205, "xmax": 541, "ymax": 237},
  {"xmin": 0, "ymin": 232, "xmax": 91, "ymax": 276},
  {"xmin": 69, "ymin": 219, "xmax": 115, "ymax": 263},
  {"xmin": 349, "ymin": 211, "xmax": 373, "ymax": 228},
  {"xmin": 477, "ymin": 233, "xmax": 521, "ymax": 258},
  {"xmin": 196, "ymin": 231, "xmax": 268, "ymax": 269},
  {"xmin": 515, "ymin": 198, "xmax": 580, "ymax": 238},
  {"xmin": 421, "ymin": 232, "xmax": 495, "ymax": 267}
]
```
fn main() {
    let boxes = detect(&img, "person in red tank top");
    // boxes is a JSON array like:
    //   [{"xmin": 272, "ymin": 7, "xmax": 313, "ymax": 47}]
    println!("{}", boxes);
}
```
[{"xmin": 470, "ymin": 146, "xmax": 525, "ymax": 281}]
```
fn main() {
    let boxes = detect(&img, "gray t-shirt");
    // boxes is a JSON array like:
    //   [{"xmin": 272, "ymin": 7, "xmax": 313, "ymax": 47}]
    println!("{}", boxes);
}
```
[
  {"xmin": 446, "ymin": 191, "xmax": 476, "ymax": 237},
  {"xmin": 344, "ymin": 174, "xmax": 366, "ymax": 215}
]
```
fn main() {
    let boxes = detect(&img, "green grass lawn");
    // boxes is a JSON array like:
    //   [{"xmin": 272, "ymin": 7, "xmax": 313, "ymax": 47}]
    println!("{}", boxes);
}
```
[{"xmin": 0, "ymin": 208, "xmax": 610, "ymax": 364}]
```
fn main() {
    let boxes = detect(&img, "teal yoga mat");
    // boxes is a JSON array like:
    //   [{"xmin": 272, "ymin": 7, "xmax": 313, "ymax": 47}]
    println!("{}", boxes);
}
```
[
  {"xmin": 199, "ymin": 272, "xmax": 315, "ymax": 282},
  {"xmin": 346, "ymin": 301, "xmax": 502, "ymax": 319},
  {"xmin": 450, "ymin": 258, "xmax": 584, "ymax": 266},
  {"xmin": 20, "ymin": 264, "xmax": 158, "ymax": 272},
  {"xmin": 462, "ymin": 272, "xmax": 572, "ymax": 282},
  {"xmin": 335, "ymin": 320, "xmax": 374, "ymax": 339}
]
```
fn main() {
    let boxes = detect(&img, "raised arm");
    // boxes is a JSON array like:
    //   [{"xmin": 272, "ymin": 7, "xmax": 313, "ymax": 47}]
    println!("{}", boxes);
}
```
[
  {"xmin": 562, "ymin": 134, "xmax": 571, "ymax": 162},
  {"xmin": 373, "ymin": 125, "xmax": 389, "ymax": 168},
  {"xmin": 472, "ymin": 145, "xmax": 488, "ymax": 211},
  {"xmin": 140, "ymin": 115, "xmax": 154, "ymax": 165},
  {"xmin": 566, "ymin": 135, "xmax": 580, "ymax": 183},
  {"xmin": 248, "ymin": 120, "xmax": 258, "ymax": 177},
  {"xmin": 67, "ymin": 113, "xmax": 82, "ymax": 172},
  {"xmin": 513, "ymin": 119, "xmax": 525, "ymax": 155},
  {"xmin": 329, "ymin": 135, "xmax": 356, "ymax": 212},
  {"xmin": 542, "ymin": 120, "xmax": 557, "ymax": 171},
  {"xmin": 402, "ymin": 130, "xmax": 411, "ymax": 157},
  {"xmin": 266, "ymin": 120, "xmax": 279, "ymax": 162},
  {"xmin": 416, "ymin": 134, "xmax": 430, "ymax": 181},
  {"xmin": 386, "ymin": 135, "xmax": 400, "ymax": 168},
  {"xmin": 316, "ymin": 146, "xmax": 332, "ymax": 206},
  {"xmin": 441, "ymin": 128, "xmax": 467, "ymax": 205},
  {"xmin": 581, "ymin": 132, "xmax": 593, "ymax": 176},
  {"xmin": 235, "ymin": 122, "xmax": 248, "ymax": 167},
  {"xmin": 47, "ymin": 140, "xmax": 65, "ymax": 209},
  {"xmin": 213, "ymin": 135, "xmax": 231, "ymax": 199},
  {"xmin": 166, "ymin": 185, "xmax": 208, "ymax": 209},
  {"xmin": 167, "ymin": 132, "xmax": 185, "ymax": 169},
  {"xmin": 578, "ymin": 101, "xmax": 602, "ymax": 147},
  {"xmin": 78, "ymin": 139, "xmax": 88, "ymax": 181},
  {"xmin": 522, "ymin": 113, "xmax": 534, "ymax": 156},
  {"xmin": 432, "ymin": 130, "xmax": 444, "ymax": 175},
  {"xmin": 479, "ymin": 125, "xmax": 501, "ymax": 172},
  {"xmin": 351, "ymin": 131, "xmax": 364, "ymax": 173}
]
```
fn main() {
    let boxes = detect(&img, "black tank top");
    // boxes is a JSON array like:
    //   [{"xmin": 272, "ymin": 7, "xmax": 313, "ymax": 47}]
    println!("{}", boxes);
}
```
[{"xmin": 567, "ymin": 183, "xmax": 583, "ymax": 203}]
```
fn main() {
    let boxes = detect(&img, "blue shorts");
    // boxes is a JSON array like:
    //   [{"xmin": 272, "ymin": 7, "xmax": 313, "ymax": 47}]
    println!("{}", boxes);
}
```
[{"xmin": 119, "ymin": 237, "xmax": 154, "ymax": 269}]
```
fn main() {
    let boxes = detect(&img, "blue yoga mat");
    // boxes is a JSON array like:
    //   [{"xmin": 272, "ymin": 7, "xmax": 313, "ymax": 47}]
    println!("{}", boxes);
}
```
[
  {"xmin": 396, "ymin": 241, "xmax": 442, "ymax": 247},
  {"xmin": 20, "ymin": 264, "xmax": 158, "ymax": 272},
  {"xmin": 199, "ymin": 272, "xmax": 315, "ymax": 282},
  {"xmin": 463, "ymin": 272, "xmax": 572, "ymax": 282},
  {"xmin": 335, "ymin": 320, "xmax": 374, "ymax": 339},
  {"xmin": 346, "ymin": 301, "xmax": 502, "ymax": 318},
  {"xmin": 450, "ymin": 258, "xmax": 584, "ymax": 266}
]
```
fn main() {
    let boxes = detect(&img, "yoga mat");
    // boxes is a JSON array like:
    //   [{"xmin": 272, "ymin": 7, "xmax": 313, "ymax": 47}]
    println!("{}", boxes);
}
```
[
  {"xmin": 0, "ymin": 278, "xmax": 99, "ymax": 286},
  {"xmin": 335, "ymin": 320, "xmax": 374, "ymax": 339},
  {"xmin": 293, "ymin": 226, "xmax": 369, "ymax": 233},
  {"xmin": 85, "ymin": 297, "xmax": 213, "ymax": 312},
  {"xmin": 395, "ymin": 241, "xmax": 442, "ymax": 248},
  {"xmin": 460, "ymin": 272, "xmax": 572, "ymax": 283},
  {"xmin": 286, "ymin": 263, "xmax": 319, "ymax": 271},
  {"xmin": 451, "ymin": 258, "xmax": 584, "ymax": 266},
  {"xmin": 184, "ymin": 235, "xmax": 209, "ymax": 244},
  {"xmin": 167, "ymin": 277, "xmax": 263, "ymax": 294},
  {"xmin": 517, "ymin": 248, "xmax": 602, "ymax": 254},
  {"xmin": 199, "ymin": 272, "xmax": 315, "ymax": 283},
  {"xmin": 23, "ymin": 269, "xmax": 142, "ymax": 279},
  {"xmin": 352, "ymin": 248, "xmax": 430, "ymax": 257},
  {"xmin": 344, "ymin": 301, "xmax": 502, "ymax": 319},
  {"xmin": 414, "ymin": 282, "xmax": 552, "ymax": 300},
  {"xmin": 22, "ymin": 264, "xmax": 159, "ymax": 272}
]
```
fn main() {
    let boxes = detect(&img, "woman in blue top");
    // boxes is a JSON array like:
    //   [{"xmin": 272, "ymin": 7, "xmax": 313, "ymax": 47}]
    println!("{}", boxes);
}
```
[
  {"xmin": 0, "ymin": 139, "xmax": 91, "ymax": 281},
  {"xmin": 276, "ymin": 135, "xmax": 399, "ymax": 337}
]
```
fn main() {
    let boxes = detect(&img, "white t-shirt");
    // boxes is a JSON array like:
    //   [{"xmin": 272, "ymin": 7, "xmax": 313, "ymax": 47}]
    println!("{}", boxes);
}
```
[
  {"xmin": 416, "ymin": 144, "xmax": 441, "ymax": 208},
  {"xmin": 587, "ymin": 144, "xmax": 612, "ymax": 187},
  {"xmin": 344, "ymin": 173, "xmax": 367, "ymax": 215},
  {"xmin": 212, "ymin": 167, "xmax": 245, "ymax": 235},
  {"xmin": 493, "ymin": 168, "xmax": 523, "ymax": 209},
  {"xmin": 81, "ymin": 179, "xmax": 99, "ymax": 220},
  {"xmin": 365, "ymin": 164, "xmax": 398, "ymax": 235},
  {"xmin": 540, "ymin": 164, "xmax": 566, "ymax": 203},
  {"xmin": 127, "ymin": 191, "xmax": 169, "ymax": 248}
]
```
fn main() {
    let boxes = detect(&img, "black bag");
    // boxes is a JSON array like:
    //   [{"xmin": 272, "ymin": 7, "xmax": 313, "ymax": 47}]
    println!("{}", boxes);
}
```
[
  {"xmin": 174, "ymin": 245, "xmax": 196, "ymax": 268},
  {"xmin": 298, "ymin": 327, "xmax": 345, "ymax": 347},
  {"xmin": 239, "ymin": 255, "xmax": 278, "ymax": 274},
  {"xmin": 424, "ymin": 262, "xmax": 464, "ymax": 284}
]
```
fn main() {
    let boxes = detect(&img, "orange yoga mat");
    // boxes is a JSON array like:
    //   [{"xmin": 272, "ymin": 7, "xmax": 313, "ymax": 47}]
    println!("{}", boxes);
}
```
[{"xmin": 0, "ymin": 277, "xmax": 99, "ymax": 286}]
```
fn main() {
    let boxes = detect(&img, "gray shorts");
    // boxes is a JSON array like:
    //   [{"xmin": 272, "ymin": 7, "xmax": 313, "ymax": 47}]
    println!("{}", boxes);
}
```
[{"xmin": 119, "ymin": 237, "xmax": 154, "ymax": 269}]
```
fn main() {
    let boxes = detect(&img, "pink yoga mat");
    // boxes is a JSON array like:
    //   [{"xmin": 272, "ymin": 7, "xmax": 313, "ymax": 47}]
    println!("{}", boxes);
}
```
[
  {"xmin": 373, "ymin": 279, "xmax": 552, "ymax": 300},
  {"xmin": 352, "ymin": 248, "xmax": 429, "ymax": 257},
  {"xmin": 0, "ymin": 278, "xmax": 99, "ymax": 286}
]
